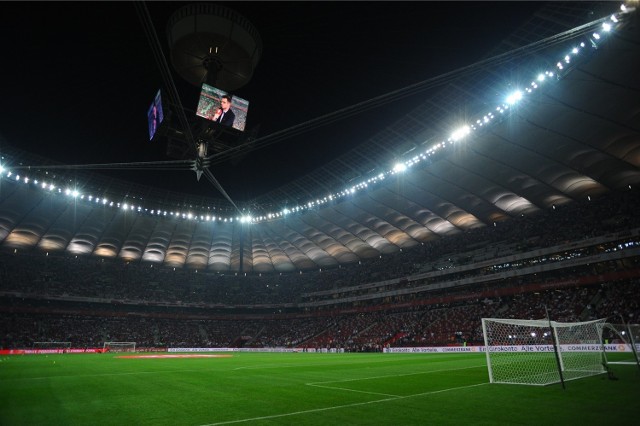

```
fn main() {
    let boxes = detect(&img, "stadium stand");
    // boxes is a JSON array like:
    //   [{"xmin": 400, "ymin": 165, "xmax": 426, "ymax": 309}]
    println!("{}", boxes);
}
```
[{"xmin": 1, "ymin": 188, "xmax": 638, "ymax": 351}]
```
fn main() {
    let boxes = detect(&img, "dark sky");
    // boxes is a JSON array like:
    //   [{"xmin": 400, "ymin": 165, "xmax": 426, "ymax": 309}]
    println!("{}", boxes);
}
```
[{"xmin": 0, "ymin": 1, "xmax": 543, "ymax": 202}]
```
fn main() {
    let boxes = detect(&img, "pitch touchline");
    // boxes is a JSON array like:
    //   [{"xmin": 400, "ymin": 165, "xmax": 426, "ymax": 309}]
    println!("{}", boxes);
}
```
[{"xmin": 199, "ymin": 382, "xmax": 488, "ymax": 426}]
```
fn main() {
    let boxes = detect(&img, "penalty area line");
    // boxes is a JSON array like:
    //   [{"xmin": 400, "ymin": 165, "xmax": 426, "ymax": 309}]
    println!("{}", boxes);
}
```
[
  {"xmin": 199, "ymin": 382, "xmax": 488, "ymax": 426},
  {"xmin": 306, "ymin": 382, "xmax": 400, "ymax": 398}
]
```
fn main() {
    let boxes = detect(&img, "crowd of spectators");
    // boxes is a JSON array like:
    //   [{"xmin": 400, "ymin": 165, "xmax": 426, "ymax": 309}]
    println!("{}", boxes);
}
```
[
  {"xmin": 1, "ymin": 188, "xmax": 639, "ymax": 350},
  {"xmin": 1, "ymin": 276, "xmax": 638, "ymax": 351}
]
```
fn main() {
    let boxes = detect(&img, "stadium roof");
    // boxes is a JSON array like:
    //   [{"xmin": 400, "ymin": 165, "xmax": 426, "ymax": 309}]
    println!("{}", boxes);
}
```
[{"xmin": 0, "ymin": 2, "xmax": 639, "ymax": 272}]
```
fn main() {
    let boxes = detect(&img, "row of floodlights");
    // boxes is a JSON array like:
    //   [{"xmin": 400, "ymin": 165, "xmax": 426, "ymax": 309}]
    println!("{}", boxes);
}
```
[
  {"xmin": 0, "ymin": 7, "xmax": 629, "ymax": 225},
  {"xmin": 316, "ymin": 12, "xmax": 625, "ymax": 213},
  {"xmin": 0, "ymin": 168, "xmax": 250, "ymax": 223}
]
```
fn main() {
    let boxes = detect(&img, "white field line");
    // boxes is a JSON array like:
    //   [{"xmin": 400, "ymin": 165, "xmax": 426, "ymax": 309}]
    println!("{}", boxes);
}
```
[
  {"xmin": 199, "ymin": 382, "xmax": 489, "ymax": 426},
  {"xmin": 306, "ymin": 384, "xmax": 401, "ymax": 398},
  {"xmin": 306, "ymin": 364, "xmax": 484, "ymax": 397}
]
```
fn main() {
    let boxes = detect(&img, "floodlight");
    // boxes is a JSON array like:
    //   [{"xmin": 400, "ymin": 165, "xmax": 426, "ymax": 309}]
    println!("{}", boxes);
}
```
[
  {"xmin": 537, "ymin": 73, "xmax": 545, "ymax": 82},
  {"xmin": 506, "ymin": 90, "xmax": 523, "ymax": 105},
  {"xmin": 72, "ymin": 190, "xmax": 79, "ymax": 198},
  {"xmin": 450, "ymin": 125, "xmax": 471, "ymax": 141},
  {"xmin": 602, "ymin": 22, "xmax": 611, "ymax": 32},
  {"xmin": 593, "ymin": 32, "xmax": 601, "ymax": 40},
  {"xmin": 0, "ymin": 165, "xmax": 4, "ymax": 174},
  {"xmin": 393, "ymin": 163, "xmax": 407, "ymax": 173}
]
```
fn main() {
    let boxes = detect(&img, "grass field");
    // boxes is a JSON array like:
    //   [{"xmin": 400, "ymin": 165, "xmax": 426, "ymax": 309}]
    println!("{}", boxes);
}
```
[{"xmin": 0, "ymin": 351, "xmax": 638, "ymax": 425}]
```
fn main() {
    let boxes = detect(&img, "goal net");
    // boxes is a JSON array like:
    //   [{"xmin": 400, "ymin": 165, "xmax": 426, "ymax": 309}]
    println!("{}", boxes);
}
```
[
  {"xmin": 482, "ymin": 318, "xmax": 607, "ymax": 386},
  {"xmin": 34, "ymin": 342, "xmax": 71, "ymax": 350},
  {"xmin": 103, "ymin": 342, "xmax": 137, "ymax": 353},
  {"xmin": 603, "ymin": 323, "xmax": 640, "ymax": 365}
]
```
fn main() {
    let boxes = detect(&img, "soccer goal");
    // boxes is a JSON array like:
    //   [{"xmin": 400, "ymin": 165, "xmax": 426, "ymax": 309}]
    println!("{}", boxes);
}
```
[
  {"xmin": 482, "ymin": 318, "xmax": 607, "ymax": 386},
  {"xmin": 103, "ymin": 342, "xmax": 137, "ymax": 352},
  {"xmin": 34, "ymin": 341, "xmax": 72, "ymax": 350}
]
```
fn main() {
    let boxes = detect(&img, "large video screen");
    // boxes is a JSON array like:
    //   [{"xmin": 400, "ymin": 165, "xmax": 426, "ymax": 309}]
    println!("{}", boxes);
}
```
[
  {"xmin": 147, "ymin": 89, "xmax": 164, "ymax": 140},
  {"xmin": 196, "ymin": 83, "xmax": 249, "ymax": 132}
]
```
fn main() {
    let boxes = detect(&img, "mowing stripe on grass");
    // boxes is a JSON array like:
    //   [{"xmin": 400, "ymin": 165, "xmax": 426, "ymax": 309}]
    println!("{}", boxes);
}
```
[
  {"xmin": 306, "ymin": 363, "xmax": 485, "ymax": 386},
  {"xmin": 5, "ymin": 361, "xmax": 485, "ymax": 382},
  {"xmin": 2, "ymin": 368, "xmax": 224, "ymax": 381},
  {"xmin": 231, "ymin": 355, "xmax": 439, "ymax": 371},
  {"xmin": 199, "ymin": 382, "xmax": 488, "ymax": 425}
]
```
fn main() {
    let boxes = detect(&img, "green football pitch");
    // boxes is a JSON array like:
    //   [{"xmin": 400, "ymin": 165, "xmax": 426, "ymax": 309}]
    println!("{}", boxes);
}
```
[{"xmin": 0, "ymin": 352, "xmax": 638, "ymax": 425}]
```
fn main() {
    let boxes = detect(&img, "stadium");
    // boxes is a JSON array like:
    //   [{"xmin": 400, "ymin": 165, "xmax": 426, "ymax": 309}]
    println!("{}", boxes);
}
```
[{"xmin": 1, "ymin": 1, "xmax": 639, "ymax": 425}]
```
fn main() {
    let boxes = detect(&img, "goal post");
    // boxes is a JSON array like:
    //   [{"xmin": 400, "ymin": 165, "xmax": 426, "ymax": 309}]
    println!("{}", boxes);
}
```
[
  {"xmin": 603, "ymin": 322, "xmax": 640, "ymax": 368},
  {"xmin": 625, "ymin": 323, "xmax": 640, "ymax": 363},
  {"xmin": 482, "ymin": 318, "xmax": 607, "ymax": 386},
  {"xmin": 103, "ymin": 342, "xmax": 137, "ymax": 353}
]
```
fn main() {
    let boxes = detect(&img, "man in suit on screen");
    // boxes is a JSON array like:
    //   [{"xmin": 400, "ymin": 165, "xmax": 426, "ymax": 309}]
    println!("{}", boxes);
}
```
[{"xmin": 212, "ymin": 94, "xmax": 236, "ymax": 127}]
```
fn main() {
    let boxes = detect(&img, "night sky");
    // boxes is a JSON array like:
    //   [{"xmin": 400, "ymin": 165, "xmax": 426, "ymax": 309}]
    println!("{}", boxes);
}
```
[{"xmin": 0, "ymin": 1, "xmax": 543, "ymax": 202}]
